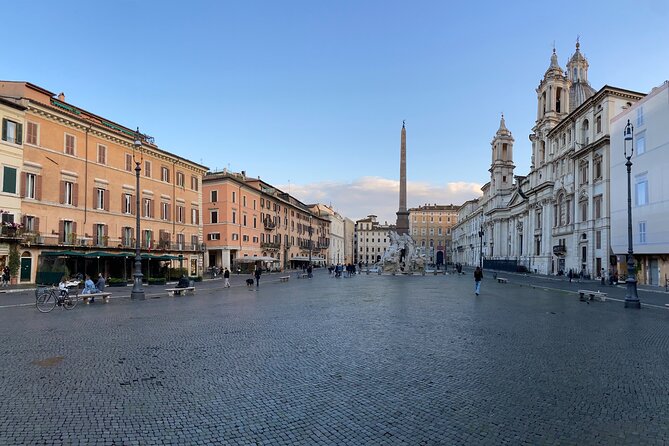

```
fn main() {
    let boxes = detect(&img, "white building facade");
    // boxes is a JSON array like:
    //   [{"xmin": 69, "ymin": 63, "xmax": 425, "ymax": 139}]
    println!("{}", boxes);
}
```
[
  {"xmin": 453, "ymin": 42, "xmax": 645, "ymax": 278},
  {"xmin": 611, "ymin": 81, "xmax": 669, "ymax": 286},
  {"xmin": 354, "ymin": 215, "xmax": 392, "ymax": 265}
]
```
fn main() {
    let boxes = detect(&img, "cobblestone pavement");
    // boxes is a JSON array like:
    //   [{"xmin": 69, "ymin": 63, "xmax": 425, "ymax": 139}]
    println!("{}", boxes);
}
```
[{"xmin": 2, "ymin": 271, "xmax": 669, "ymax": 445}]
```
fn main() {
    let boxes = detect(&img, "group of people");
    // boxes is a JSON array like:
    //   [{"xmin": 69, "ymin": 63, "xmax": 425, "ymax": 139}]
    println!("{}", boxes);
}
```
[
  {"xmin": 58, "ymin": 273, "xmax": 105, "ymax": 303},
  {"xmin": 1, "ymin": 265, "xmax": 10, "ymax": 287},
  {"xmin": 329, "ymin": 264, "xmax": 356, "ymax": 278}
]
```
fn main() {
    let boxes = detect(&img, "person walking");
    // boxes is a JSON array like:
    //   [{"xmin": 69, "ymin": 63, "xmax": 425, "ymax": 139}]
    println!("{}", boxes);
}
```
[
  {"xmin": 254, "ymin": 266, "xmax": 262, "ymax": 287},
  {"xmin": 568, "ymin": 269, "xmax": 573, "ymax": 283},
  {"xmin": 474, "ymin": 266, "xmax": 483, "ymax": 296},
  {"xmin": 223, "ymin": 268, "xmax": 230, "ymax": 288}
]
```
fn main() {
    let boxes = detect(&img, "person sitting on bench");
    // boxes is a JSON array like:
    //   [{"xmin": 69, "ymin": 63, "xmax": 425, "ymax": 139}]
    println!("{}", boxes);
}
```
[
  {"xmin": 95, "ymin": 273, "xmax": 106, "ymax": 292},
  {"xmin": 176, "ymin": 275, "xmax": 190, "ymax": 289},
  {"xmin": 81, "ymin": 274, "xmax": 97, "ymax": 302}
]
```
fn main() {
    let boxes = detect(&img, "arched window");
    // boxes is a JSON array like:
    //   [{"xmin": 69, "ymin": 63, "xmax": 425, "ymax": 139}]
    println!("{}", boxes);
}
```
[{"xmin": 581, "ymin": 120, "xmax": 589, "ymax": 145}]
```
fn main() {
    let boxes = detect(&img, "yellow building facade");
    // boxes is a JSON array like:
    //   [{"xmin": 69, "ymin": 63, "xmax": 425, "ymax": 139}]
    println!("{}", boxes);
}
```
[{"xmin": 409, "ymin": 204, "xmax": 459, "ymax": 266}]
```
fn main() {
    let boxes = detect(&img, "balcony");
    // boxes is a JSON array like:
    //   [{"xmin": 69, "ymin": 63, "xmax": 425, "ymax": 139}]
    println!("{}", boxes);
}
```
[
  {"xmin": 553, "ymin": 245, "xmax": 567, "ymax": 256},
  {"xmin": 0, "ymin": 226, "xmax": 23, "ymax": 240},
  {"xmin": 261, "ymin": 241, "xmax": 281, "ymax": 250},
  {"xmin": 263, "ymin": 218, "xmax": 276, "ymax": 231}
]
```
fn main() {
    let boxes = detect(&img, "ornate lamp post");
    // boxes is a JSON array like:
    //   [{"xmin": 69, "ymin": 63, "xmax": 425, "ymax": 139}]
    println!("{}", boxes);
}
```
[
  {"xmin": 623, "ymin": 119, "xmax": 640, "ymax": 309},
  {"xmin": 131, "ymin": 128, "xmax": 145, "ymax": 300},
  {"xmin": 308, "ymin": 216, "xmax": 313, "ymax": 266},
  {"xmin": 478, "ymin": 227, "xmax": 484, "ymax": 269}
]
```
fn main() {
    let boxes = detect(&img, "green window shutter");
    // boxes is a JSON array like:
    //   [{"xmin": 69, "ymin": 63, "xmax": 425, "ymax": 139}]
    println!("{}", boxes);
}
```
[
  {"xmin": 16, "ymin": 123, "xmax": 22, "ymax": 145},
  {"xmin": 3, "ymin": 167, "xmax": 17, "ymax": 194},
  {"xmin": 1, "ymin": 119, "xmax": 6, "ymax": 141}
]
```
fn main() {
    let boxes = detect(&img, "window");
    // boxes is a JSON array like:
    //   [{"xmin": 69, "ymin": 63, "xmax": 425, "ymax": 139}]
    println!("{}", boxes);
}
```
[
  {"xmin": 2, "ymin": 166, "xmax": 16, "ymax": 194},
  {"xmin": 636, "ymin": 133, "xmax": 646, "ymax": 155},
  {"xmin": 64, "ymin": 181, "xmax": 74, "ymax": 205},
  {"xmin": 26, "ymin": 122, "xmax": 38, "ymax": 145},
  {"xmin": 144, "ymin": 160, "xmax": 152, "ymax": 178},
  {"xmin": 125, "ymin": 154, "xmax": 133, "ymax": 172},
  {"xmin": 122, "ymin": 227, "xmax": 133, "ymax": 247},
  {"xmin": 232, "ymin": 233, "xmax": 239, "ymax": 241},
  {"xmin": 580, "ymin": 201, "xmax": 588, "ymax": 222},
  {"xmin": 635, "ymin": 175, "xmax": 649, "ymax": 206},
  {"xmin": 62, "ymin": 220, "xmax": 74, "ymax": 244},
  {"xmin": 637, "ymin": 107, "xmax": 644, "ymax": 127},
  {"xmin": 243, "ymin": 196, "xmax": 247, "ymax": 207},
  {"xmin": 161, "ymin": 202, "xmax": 170, "ymax": 221},
  {"xmin": 176, "ymin": 172, "xmax": 184, "ymax": 187},
  {"xmin": 210, "ymin": 210, "xmax": 218, "ymax": 224},
  {"xmin": 123, "ymin": 193, "xmax": 132, "ymax": 214},
  {"xmin": 594, "ymin": 157, "xmax": 602, "ymax": 180},
  {"xmin": 65, "ymin": 134, "xmax": 75, "ymax": 155},
  {"xmin": 535, "ymin": 237, "xmax": 541, "ymax": 255},
  {"xmin": 596, "ymin": 116, "xmax": 602, "ymax": 134},
  {"xmin": 2, "ymin": 119, "xmax": 22, "ymax": 144},
  {"xmin": 161, "ymin": 166, "xmax": 170, "ymax": 183},
  {"xmin": 96, "ymin": 188, "xmax": 108, "ymax": 210},
  {"xmin": 94, "ymin": 224, "xmax": 106, "ymax": 246},
  {"xmin": 253, "ymin": 199, "xmax": 257, "ymax": 210},
  {"xmin": 579, "ymin": 162, "xmax": 589, "ymax": 184},
  {"xmin": 594, "ymin": 196, "xmax": 602, "ymax": 219},
  {"xmin": 24, "ymin": 216, "xmax": 36, "ymax": 232},
  {"xmin": 536, "ymin": 210, "xmax": 542, "ymax": 229},
  {"xmin": 232, "ymin": 211, "xmax": 236, "ymax": 224},
  {"xmin": 191, "ymin": 208, "xmax": 199, "ymax": 224},
  {"xmin": 242, "ymin": 235, "xmax": 249, "ymax": 242},
  {"xmin": 176, "ymin": 205, "xmax": 184, "ymax": 223},
  {"xmin": 143, "ymin": 230, "xmax": 153, "ymax": 249},
  {"xmin": 97, "ymin": 144, "xmax": 107, "ymax": 164},
  {"xmin": 596, "ymin": 230, "xmax": 602, "ymax": 249},
  {"xmin": 26, "ymin": 173, "xmax": 36, "ymax": 199},
  {"xmin": 253, "ymin": 217, "xmax": 257, "ymax": 228},
  {"xmin": 143, "ymin": 198, "xmax": 153, "ymax": 218},
  {"xmin": 243, "ymin": 215, "xmax": 247, "ymax": 226},
  {"xmin": 207, "ymin": 233, "xmax": 221, "ymax": 241},
  {"xmin": 639, "ymin": 221, "xmax": 647, "ymax": 244},
  {"xmin": 211, "ymin": 190, "xmax": 218, "ymax": 203},
  {"xmin": 232, "ymin": 191, "xmax": 236, "ymax": 203},
  {"xmin": 191, "ymin": 176, "xmax": 198, "ymax": 191}
]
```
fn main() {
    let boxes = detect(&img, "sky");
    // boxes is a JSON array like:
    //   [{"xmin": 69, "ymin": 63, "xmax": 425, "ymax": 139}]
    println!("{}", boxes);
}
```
[{"xmin": 3, "ymin": 0, "xmax": 668, "ymax": 223}]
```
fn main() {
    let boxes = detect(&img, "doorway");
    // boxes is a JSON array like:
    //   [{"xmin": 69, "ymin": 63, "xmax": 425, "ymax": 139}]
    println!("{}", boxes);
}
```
[{"xmin": 20, "ymin": 253, "xmax": 32, "ymax": 282}]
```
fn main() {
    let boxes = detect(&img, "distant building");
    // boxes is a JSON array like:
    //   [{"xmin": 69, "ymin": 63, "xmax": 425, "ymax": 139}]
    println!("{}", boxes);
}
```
[
  {"xmin": 408, "ymin": 204, "xmax": 459, "ymax": 266},
  {"xmin": 354, "ymin": 215, "xmax": 394, "ymax": 265},
  {"xmin": 310, "ymin": 204, "xmax": 345, "ymax": 265},
  {"xmin": 611, "ymin": 81, "xmax": 669, "ymax": 286}
]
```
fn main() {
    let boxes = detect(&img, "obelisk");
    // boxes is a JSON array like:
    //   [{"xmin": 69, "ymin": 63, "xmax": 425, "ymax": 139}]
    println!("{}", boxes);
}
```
[{"xmin": 395, "ymin": 121, "xmax": 410, "ymax": 235}]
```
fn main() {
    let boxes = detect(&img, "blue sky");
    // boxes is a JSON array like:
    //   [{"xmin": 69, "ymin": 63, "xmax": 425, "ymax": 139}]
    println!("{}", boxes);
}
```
[{"xmin": 3, "ymin": 0, "xmax": 668, "ymax": 223}]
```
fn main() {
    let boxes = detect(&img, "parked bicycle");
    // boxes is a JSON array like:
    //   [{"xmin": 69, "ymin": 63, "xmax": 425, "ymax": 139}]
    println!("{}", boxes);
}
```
[{"xmin": 35, "ymin": 286, "xmax": 78, "ymax": 313}]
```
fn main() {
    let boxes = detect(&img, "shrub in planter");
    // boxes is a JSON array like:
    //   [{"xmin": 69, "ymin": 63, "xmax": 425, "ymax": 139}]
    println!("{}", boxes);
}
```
[
  {"xmin": 107, "ymin": 278, "xmax": 128, "ymax": 287},
  {"xmin": 148, "ymin": 277, "xmax": 166, "ymax": 285},
  {"xmin": 189, "ymin": 276, "xmax": 203, "ymax": 282}
]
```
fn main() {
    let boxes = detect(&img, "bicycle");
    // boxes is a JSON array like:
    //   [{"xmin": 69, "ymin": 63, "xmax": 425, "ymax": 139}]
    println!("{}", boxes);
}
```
[{"xmin": 36, "ymin": 286, "xmax": 78, "ymax": 313}]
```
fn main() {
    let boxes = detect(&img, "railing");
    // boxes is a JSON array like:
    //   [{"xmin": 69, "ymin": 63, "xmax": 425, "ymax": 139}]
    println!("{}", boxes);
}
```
[
  {"xmin": 0, "ymin": 226, "xmax": 23, "ymax": 238},
  {"xmin": 261, "ymin": 242, "xmax": 281, "ymax": 250},
  {"xmin": 263, "ymin": 219, "xmax": 276, "ymax": 230}
]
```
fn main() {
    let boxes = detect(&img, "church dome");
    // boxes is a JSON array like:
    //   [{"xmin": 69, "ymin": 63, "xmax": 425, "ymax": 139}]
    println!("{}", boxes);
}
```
[{"xmin": 569, "ymin": 80, "xmax": 596, "ymax": 110}]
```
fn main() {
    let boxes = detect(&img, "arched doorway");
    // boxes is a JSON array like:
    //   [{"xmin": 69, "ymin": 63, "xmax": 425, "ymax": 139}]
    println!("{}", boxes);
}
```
[{"xmin": 20, "ymin": 251, "xmax": 32, "ymax": 282}]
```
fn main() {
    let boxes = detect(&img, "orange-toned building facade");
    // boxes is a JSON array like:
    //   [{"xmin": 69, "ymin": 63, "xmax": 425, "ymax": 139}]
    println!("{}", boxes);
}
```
[
  {"xmin": 0, "ymin": 81, "xmax": 208, "ymax": 284},
  {"xmin": 203, "ymin": 170, "xmax": 329, "ymax": 271}
]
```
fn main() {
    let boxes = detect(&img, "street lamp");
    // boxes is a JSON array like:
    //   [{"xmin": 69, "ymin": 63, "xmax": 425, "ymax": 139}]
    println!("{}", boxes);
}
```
[
  {"xmin": 131, "ymin": 128, "xmax": 145, "ymax": 300},
  {"xmin": 478, "ymin": 227, "xmax": 484, "ymax": 269},
  {"xmin": 623, "ymin": 119, "xmax": 640, "ymax": 309}
]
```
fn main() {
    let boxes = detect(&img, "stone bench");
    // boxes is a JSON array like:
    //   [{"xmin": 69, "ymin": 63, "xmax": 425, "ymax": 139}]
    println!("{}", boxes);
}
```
[
  {"xmin": 79, "ymin": 292, "xmax": 112, "ymax": 304},
  {"xmin": 578, "ymin": 289, "xmax": 607, "ymax": 302},
  {"xmin": 497, "ymin": 277, "xmax": 508, "ymax": 284},
  {"xmin": 279, "ymin": 276, "xmax": 290, "ymax": 282},
  {"xmin": 165, "ymin": 287, "xmax": 195, "ymax": 296}
]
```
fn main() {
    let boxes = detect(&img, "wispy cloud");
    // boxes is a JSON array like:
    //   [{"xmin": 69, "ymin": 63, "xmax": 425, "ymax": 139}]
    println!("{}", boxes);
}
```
[{"xmin": 280, "ymin": 176, "xmax": 482, "ymax": 224}]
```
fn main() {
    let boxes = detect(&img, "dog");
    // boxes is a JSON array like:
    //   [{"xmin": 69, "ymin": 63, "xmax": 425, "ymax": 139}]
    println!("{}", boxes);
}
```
[{"xmin": 246, "ymin": 278, "xmax": 255, "ymax": 287}]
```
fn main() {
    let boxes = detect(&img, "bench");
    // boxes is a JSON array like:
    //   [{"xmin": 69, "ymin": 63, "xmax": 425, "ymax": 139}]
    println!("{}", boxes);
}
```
[
  {"xmin": 80, "ymin": 292, "xmax": 112, "ymax": 304},
  {"xmin": 497, "ymin": 277, "xmax": 508, "ymax": 284},
  {"xmin": 578, "ymin": 289, "xmax": 607, "ymax": 302},
  {"xmin": 165, "ymin": 287, "xmax": 195, "ymax": 296},
  {"xmin": 279, "ymin": 276, "xmax": 290, "ymax": 282}
]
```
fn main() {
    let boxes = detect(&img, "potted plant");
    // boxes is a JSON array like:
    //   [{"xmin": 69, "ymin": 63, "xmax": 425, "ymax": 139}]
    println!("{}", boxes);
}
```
[
  {"xmin": 8, "ymin": 244, "xmax": 20, "ymax": 284},
  {"xmin": 107, "ymin": 277, "xmax": 128, "ymax": 287}
]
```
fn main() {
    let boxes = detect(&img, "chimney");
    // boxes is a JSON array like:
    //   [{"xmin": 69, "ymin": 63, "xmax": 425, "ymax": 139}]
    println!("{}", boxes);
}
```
[
  {"xmin": 57, "ymin": 92, "xmax": 65, "ymax": 101},
  {"xmin": 241, "ymin": 170, "xmax": 246, "ymax": 178}
]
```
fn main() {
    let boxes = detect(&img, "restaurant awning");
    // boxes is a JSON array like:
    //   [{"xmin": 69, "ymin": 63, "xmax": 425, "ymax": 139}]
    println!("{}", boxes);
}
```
[{"xmin": 233, "ymin": 256, "xmax": 280, "ymax": 263}]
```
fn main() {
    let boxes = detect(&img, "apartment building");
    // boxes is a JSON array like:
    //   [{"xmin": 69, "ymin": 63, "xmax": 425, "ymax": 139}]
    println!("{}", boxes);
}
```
[
  {"xmin": 354, "ymin": 215, "xmax": 393, "ymax": 265},
  {"xmin": 203, "ymin": 170, "xmax": 330, "ymax": 271},
  {"xmin": 408, "ymin": 204, "xmax": 459, "ymax": 266},
  {"xmin": 0, "ymin": 81, "xmax": 208, "ymax": 284}
]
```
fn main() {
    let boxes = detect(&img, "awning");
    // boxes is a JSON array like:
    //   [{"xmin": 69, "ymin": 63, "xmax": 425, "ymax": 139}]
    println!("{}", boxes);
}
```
[{"xmin": 41, "ymin": 250, "xmax": 84, "ymax": 257}]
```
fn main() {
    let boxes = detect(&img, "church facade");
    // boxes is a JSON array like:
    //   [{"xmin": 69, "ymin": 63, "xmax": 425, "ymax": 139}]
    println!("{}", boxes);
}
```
[{"xmin": 453, "ymin": 42, "xmax": 645, "ymax": 278}]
